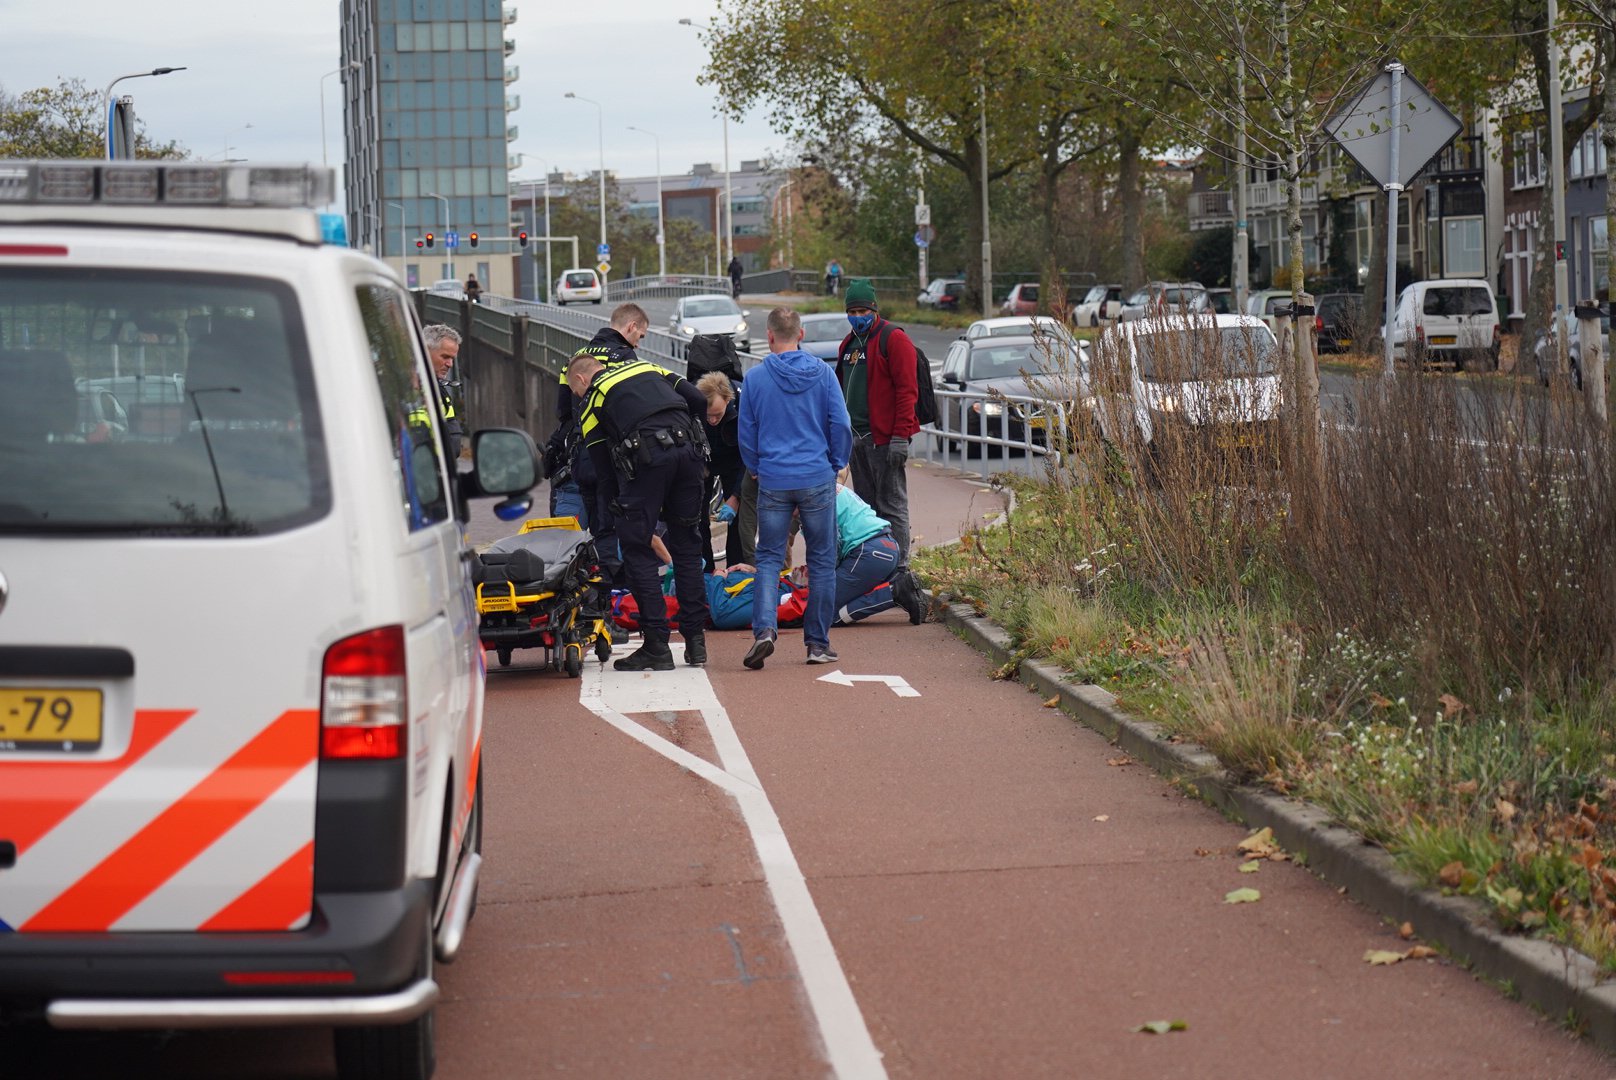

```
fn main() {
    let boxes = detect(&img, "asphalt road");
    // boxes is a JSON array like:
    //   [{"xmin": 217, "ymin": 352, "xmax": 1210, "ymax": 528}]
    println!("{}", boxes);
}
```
[{"xmin": 8, "ymin": 465, "xmax": 1612, "ymax": 1078}]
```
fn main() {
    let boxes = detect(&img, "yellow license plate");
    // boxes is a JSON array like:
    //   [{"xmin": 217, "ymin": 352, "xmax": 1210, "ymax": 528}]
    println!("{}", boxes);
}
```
[
  {"xmin": 1339, "ymin": 338, "xmax": 1353, "ymax": 347},
  {"xmin": 0, "ymin": 688, "xmax": 104, "ymax": 752},
  {"xmin": 1429, "ymin": 335, "xmax": 1456, "ymax": 345}
]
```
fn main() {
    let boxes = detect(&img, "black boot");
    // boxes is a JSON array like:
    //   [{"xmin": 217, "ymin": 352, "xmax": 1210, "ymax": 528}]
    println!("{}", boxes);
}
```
[
  {"xmin": 893, "ymin": 571, "xmax": 926, "ymax": 625},
  {"xmin": 614, "ymin": 639, "xmax": 675, "ymax": 672},
  {"xmin": 683, "ymin": 631, "xmax": 707, "ymax": 667}
]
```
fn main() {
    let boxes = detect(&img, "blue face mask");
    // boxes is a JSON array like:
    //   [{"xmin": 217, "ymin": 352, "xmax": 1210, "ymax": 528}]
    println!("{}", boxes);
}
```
[{"xmin": 849, "ymin": 313, "xmax": 875, "ymax": 335}]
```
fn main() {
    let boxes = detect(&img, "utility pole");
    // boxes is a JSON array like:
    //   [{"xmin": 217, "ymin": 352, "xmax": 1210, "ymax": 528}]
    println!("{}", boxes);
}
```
[
  {"xmin": 1548, "ymin": 0, "xmax": 1572, "ymax": 373},
  {"xmin": 916, "ymin": 153, "xmax": 929, "ymax": 292},
  {"xmin": 1234, "ymin": 42, "xmax": 1249, "ymax": 313}
]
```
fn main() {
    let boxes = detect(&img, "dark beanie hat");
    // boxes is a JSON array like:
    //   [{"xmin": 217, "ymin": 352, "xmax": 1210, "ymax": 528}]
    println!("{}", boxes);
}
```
[{"xmin": 844, "ymin": 277, "xmax": 878, "ymax": 311}]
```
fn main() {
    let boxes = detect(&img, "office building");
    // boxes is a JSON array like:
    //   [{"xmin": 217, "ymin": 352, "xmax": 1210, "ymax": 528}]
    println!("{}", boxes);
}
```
[{"xmin": 340, "ymin": 0, "xmax": 519, "ymax": 294}]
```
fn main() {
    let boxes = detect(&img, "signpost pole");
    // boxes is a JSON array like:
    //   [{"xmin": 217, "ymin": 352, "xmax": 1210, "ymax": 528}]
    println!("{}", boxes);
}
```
[{"xmin": 1383, "ymin": 62, "xmax": 1403, "ymax": 379}]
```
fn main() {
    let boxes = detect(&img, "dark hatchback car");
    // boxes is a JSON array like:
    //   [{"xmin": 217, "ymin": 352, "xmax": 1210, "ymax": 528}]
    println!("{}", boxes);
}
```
[
  {"xmin": 1316, "ymin": 292, "xmax": 1364, "ymax": 354},
  {"xmin": 934, "ymin": 333, "xmax": 1085, "ymax": 454}
]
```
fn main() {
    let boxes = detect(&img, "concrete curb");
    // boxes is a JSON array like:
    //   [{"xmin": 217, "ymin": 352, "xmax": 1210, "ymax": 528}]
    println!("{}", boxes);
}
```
[{"xmin": 934, "ymin": 596, "xmax": 1616, "ymax": 1053}]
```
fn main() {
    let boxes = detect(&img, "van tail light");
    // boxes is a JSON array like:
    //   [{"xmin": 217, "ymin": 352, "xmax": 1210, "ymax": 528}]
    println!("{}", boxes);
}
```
[
  {"xmin": 1415, "ymin": 325, "xmax": 1425, "ymax": 344},
  {"xmin": 1315, "ymin": 315, "xmax": 1324, "ymax": 333},
  {"xmin": 1493, "ymin": 324, "xmax": 1501, "ymax": 344},
  {"xmin": 321, "ymin": 626, "xmax": 407, "ymax": 759}
]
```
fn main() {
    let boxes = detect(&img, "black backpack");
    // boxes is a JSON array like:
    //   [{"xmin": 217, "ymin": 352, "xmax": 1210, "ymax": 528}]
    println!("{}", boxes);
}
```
[
  {"xmin": 840, "ymin": 323, "xmax": 938, "ymax": 428},
  {"xmin": 686, "ymin": 333, "xmax": 746, "ymax": 385}
]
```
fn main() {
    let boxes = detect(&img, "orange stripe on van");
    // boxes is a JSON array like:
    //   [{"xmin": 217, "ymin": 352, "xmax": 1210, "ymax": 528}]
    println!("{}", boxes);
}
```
[
  {"xmin": 0, "ymin": 710, "xmax": 191, "ymax": 854},
  {"xmin": 22, "ymin": 709, "xmax": 318, "ymax": 933},
  {"xmin": 199, "ymin": 840, "xmax": 315, "ymax": 932}
]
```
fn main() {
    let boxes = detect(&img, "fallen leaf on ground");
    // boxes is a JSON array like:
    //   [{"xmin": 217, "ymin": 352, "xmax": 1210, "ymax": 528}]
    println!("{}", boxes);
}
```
[
  {"xmin": 1239, "ymin": 860, "xmax": 1261, "ymax": 874},
  {"xmin": 1237, "ymin": 827, "xmax": 1279, "ymax": 858},
  {"xmin": 1438, "ymin": 861, "xmax": 1466, "ymax": 888},
  {"xmin": 1368, "ymin": 692, "xmax": 1394, "ymax": 710},
  {"xmin": 1094, "ymin": 814, "xmax": 1110, "ymax": 822},
  {"xmin": 1455, "ymin": 779, "xmax": 1479, "ymax": 796},
  {"xmin": 1438, "ymin": 692, "xmax": 1467, "ymax": 719},
  {"xmin": 1107, "ymin": 756, "xmax": 1135, "ymax": 767},
  {"xmin": 1398, "ymin": 922, "xmax": 1415, "ymax": 940},
  {"xmin": 1364, "ymin": 950, "xmax": 1405, "ymax": 966},
  {"xmin": 1495, "ymin": 798, "xmax": 1518, "ymax": 823},
  {"xmin": 1132, "ymin": 1020, "xmax": 1188, "ymax": 1034},
  {"xmin": 1194, "ymin": 847, "xmax": 1216, "ymax": 857},
  {"xmin": 1267, "ymin": 852, "xmax": 1290, "ymax": 862},
  {"xmin": 1407, "ymin": 945, "xmax": 1438, "ymax": 959},
  {"xmin": 1224, "ymin": 888, "xmax": 1261, "ymax": 904},
  {"xmin": 1042, "ymin": 695, "xmax": 1061, "ymax": 708}
]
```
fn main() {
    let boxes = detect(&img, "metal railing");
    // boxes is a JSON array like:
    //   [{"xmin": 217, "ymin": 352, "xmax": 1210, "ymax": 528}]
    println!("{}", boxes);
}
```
[
  {"xmin": 919, "ymin": 386, "xmax": 1070, "ymax": 479},
  {"xmin": 604, "ymin": 274, "xmax": 730, "ymax": 302},
  {"xmin": 480, "ymin": 293, "xmax": 690, "ymax": 374},
  {"xmin": 740, "ymin": 268, "xmax": 793, "ymax": 294}
]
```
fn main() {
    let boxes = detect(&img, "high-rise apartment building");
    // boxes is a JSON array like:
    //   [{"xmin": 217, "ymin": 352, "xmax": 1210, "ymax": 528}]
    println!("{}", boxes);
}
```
[{"xmin": 340, "ymin": 0, "xmax": 518, "ymax": 294}]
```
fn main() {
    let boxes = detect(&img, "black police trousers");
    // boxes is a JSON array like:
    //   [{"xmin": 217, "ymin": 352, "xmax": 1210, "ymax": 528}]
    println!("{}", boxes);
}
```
[{"xmin": 614, "ymin": 439, "xmax": 709, "ymax": 644}]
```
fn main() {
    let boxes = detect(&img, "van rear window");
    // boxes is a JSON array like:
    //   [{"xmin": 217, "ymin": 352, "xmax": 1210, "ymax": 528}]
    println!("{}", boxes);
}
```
[
  {"xmin": 1423, "ymin": 287, "xmax": 1493, "ymax": 317},
  {"xmin": 565, "ymin": 272, "xmax": 597, "ymax": 288},
  {"xmin": 0, "ymin": 269, "xmax": 326, "ymax": 535}
]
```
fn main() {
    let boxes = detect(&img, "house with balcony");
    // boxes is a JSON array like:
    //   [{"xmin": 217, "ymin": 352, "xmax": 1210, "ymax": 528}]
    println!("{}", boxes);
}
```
[
  {"xmin": 1186, "ymin": 118, "xmax": 1502, "ymax": 300},
  {"xmin": 1498, "ymin": 91, "xmax": 1608, "ymax": 328}
]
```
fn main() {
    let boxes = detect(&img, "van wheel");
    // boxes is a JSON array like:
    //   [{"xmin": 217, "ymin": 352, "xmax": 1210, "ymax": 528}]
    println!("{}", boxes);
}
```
[{"xmin": 333, "ymin": 925, "xmax": 436, "ymax": 1080}]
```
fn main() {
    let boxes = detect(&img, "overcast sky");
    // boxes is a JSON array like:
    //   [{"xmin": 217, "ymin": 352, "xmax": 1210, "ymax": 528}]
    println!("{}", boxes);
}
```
[{"xmin": 1, "ymin": 0, "xmax": 781, "ymax": 185}]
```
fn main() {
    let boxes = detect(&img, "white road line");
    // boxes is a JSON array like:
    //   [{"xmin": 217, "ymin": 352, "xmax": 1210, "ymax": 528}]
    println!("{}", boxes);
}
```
[{"xmin": 580, "ymin": 649, "xmax": 888, "ymax": 1080}]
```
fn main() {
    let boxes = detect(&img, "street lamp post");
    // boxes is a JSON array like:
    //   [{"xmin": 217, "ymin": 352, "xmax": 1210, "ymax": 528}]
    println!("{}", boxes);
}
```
[
  {"xmin": 386, "ymin": 201, "xmax": 406, "ymax": 281},
  {"xmin": 426, "ymin": 191, "xmax": 452, "ymax": 280},
  {"xmin": 320, "ymin": 62, "xmax": 363, "ymax": 170},
  {"xmin": 101, "ymin": 66, "xmax": 186, "ymax": 159},
  {"xmin": 627, "ymin": 125, "xmax": 667, "ymax": 279},
  {"xmin": 564, "ymin": 92, "xmax": 608, "ymax": 283},
  {"xmin": 679, "ymin": 19, "xmax": 735, "ymax": 269},
  {"xmin": 979, "ymin": 80, "xmax": 992, "ymax": 319},
  {"xmin": 217, "ymin": 123, "xmax": 253, "ymax": 162}
]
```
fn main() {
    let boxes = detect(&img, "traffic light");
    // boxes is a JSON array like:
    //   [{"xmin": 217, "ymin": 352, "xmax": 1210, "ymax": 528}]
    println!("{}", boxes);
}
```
[
  {"xmin": 424, "ymin": 232, "xmax": 435, "ymax": 249},
  {"xmin": 415, "ymin": 238, "xmax": 424, "ymax": 250},
  {"xmin": 518, "ymin": 230, "xmax": 528, "ymax": 248},
  {"xmin": 468, "ymin": 231, "xmax": 479, "ymax": 248}
]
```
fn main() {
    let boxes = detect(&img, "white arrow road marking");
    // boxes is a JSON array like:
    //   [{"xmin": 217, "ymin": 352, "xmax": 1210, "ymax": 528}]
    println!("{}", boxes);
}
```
[
  {"xmin": 580, "ymin": 646, "xmax": 888, "ymax": 1080},
  {"xmin": 816, "ymin": 670, "xmax": 921, "ymax": 698}
]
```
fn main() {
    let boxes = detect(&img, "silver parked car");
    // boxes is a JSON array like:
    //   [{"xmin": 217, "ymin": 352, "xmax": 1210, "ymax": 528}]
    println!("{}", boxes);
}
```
[{"xmin": 669, "ymin": 294, "xmax": 752, "ymax": 353}]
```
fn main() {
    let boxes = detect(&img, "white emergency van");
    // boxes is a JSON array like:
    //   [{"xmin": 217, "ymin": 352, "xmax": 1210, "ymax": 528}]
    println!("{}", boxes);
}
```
[{"xmin": 0, "ymin": 160, "xmax": 542, "ymax": 1080}]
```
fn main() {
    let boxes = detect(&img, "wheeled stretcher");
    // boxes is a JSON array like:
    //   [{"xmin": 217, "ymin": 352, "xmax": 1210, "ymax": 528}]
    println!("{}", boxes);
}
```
[{"xmin": 473, "ymin": 516, "xmax": 612, "ymax": 675}]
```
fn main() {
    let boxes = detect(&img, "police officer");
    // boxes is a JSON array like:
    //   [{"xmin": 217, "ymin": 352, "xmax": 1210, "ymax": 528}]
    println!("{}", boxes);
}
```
[
  {"xmin": 567, "ymin": 348, "xmax": 710, "ymax": 671},
  {"xmin": 548, "ymin": 304, "xmax": 652, "ymax": 576},
  {"xmin": 421, "ymin": 324, "xmax": 464, "ymax": 461}
]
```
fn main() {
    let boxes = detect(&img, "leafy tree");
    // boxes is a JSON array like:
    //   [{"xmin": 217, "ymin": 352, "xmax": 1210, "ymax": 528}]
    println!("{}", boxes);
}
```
[
  {"xmin": 704, "ymin": 0, "xmax": 1051, "ymax": 311},
  {"xmin": 0, "ymin": 78, "xmax": 186, "ymax": 159}
]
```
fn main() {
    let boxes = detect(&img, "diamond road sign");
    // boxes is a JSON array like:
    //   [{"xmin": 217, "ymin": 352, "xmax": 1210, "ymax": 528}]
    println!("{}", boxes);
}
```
[
  {"xmin": 596, "ymin": 261, "xmax": 611, "ymax": 275},
  {"xmin": 1325, "ymin": 67, "xmax": 1461, "ymax": 189}
]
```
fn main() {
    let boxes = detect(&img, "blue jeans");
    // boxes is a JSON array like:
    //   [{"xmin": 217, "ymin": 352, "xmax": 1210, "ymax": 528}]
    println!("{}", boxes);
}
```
[
  {"xmin": 836, "ymin": 533, "xmax": 900, "ymax": 623},
  {"xmin": 550, "ymin": 479, "xmax": 588, "ymax": 530},
  {"xmin": 752, "ymin": 480, "xmax": 837, "ymax": 650}
]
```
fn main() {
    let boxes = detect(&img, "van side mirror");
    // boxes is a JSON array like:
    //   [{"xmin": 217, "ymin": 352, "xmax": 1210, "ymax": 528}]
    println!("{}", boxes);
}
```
[{"xmin": 468, "ymin": 427, "xmax": 540, "ymax": 497}]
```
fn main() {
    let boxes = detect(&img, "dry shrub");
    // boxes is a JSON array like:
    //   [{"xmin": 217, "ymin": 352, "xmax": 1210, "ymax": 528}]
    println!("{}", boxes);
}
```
[
  {"xmin": 1289, "ymin": 373, "xmax": 1616, "ymax": 704},
  {"xmin": 1178, "ymin": 608, "xmax": 1312, "ymax": 781},
  {"xmin": 1044, "ymin": 321, "xmax": 1290, "ymax": 604}
]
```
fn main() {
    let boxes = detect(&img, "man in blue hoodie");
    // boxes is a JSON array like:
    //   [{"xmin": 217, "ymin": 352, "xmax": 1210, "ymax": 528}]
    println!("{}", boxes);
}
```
[{"xmin": 738, "ymin": 307, "xmax": 853, "ymax": 668}]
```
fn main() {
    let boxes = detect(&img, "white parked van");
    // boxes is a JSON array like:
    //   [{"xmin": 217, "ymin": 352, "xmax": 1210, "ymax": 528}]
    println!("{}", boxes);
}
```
[
  {"xmin": 0, "ymin": 159, "xmax": 543, "ymax": 1080},
  {"xmin": 1390, "ymin": 279, "xmax": 1501, "ymax": 369},
  {"xmin": 553, "ymin": 267, "xmax": 603, "ymax": 305}
]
